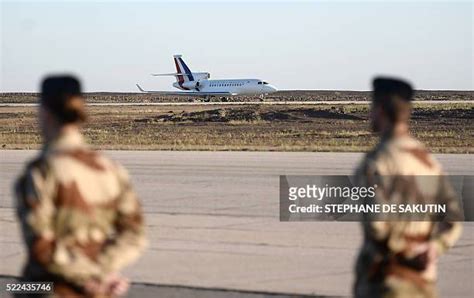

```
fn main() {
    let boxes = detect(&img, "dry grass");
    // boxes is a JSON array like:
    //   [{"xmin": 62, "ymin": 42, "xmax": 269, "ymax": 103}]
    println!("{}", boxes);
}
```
[{"xmin": 0, "ymin": 103, "xmax": 472, "ymax": 153}]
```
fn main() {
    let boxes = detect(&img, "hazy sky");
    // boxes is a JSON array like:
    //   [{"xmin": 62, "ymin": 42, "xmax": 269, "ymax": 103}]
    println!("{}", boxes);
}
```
[{"xmin": 1, "ymin": 0, "xmax": 472, "ymax": 92}]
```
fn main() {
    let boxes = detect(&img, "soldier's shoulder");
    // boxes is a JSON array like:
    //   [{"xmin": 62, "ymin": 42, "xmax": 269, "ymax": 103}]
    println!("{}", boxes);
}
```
[
  {"xmin": 395, "ymin": 136, "xmax": 441, "ymax": 168},
  {"xmin": 357, "ymin": 135, "xmax": 438, "ymax": 176},
  {"xmin": 357, "ymin": 140, "xmax": 390, "ymax": 173},
  {"xmin": 383, "ymin": 135, "xmax": 442, "ymax": 174},
  {"xmin": 47, "ymin": 148, "xmax": 118, "ymax": 172},
  {"xmin": 22, "ymin": 153, "xmax": 52, "ymax": 178},
  {"xmin": 15, "ymin": 153, "xmax": 52, "ymax": 197}
]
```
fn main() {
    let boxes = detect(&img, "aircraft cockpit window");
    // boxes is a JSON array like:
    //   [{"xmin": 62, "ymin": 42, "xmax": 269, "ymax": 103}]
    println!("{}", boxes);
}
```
[
  {"xmin": 257, "ymin": 82, "xmax": 262, "ymax": 85},
  {"xmin": 263, "ymin": 82, "xmax": 269, "ymax": 85}
]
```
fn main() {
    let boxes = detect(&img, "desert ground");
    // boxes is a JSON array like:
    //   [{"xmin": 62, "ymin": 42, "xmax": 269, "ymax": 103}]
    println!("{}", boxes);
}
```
[
  {"xmin": 0, "ymin": 101, "xmax": 472, "ymax": 153},
  {"xmin": 1, "ymin": 90, "xmax": 472, "ymax": 103}
]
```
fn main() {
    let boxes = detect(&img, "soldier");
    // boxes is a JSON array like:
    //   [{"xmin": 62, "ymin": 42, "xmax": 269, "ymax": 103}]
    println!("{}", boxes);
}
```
[
  {"xmin": 14, "ymin": 76, "xmax": 147, "ymax": 297},
  {"xmin": 353, "ymin": 77, "xmax": 462, "ymax": 298}
]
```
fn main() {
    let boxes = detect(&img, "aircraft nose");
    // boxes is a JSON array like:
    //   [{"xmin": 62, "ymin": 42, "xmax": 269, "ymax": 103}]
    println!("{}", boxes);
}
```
[{"xmin": 265, "ymin": 85, "xmax": 277, "ymax": 93}]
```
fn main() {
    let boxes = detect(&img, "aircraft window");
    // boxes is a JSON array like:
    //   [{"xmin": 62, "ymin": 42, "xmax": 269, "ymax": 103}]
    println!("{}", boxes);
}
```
[
  {"xmin": 263, "ymin": 82, "xmax": 269, "ymax": 85},
  {"xmin": 258, "ymin": 82, "xmax": 262, "ymax": 85}
]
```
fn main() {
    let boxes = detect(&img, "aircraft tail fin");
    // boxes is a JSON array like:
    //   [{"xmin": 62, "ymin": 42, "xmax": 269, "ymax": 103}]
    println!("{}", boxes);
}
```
[{"xmin": 173, "ymin": 54, "xmax": 194, "ymax": 83}]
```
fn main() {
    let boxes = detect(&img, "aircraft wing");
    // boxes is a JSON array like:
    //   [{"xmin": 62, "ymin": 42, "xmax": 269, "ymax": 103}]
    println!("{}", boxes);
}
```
[{"xmin": 136, "ymin": 84, "xmax": 236, "ymax": 96}]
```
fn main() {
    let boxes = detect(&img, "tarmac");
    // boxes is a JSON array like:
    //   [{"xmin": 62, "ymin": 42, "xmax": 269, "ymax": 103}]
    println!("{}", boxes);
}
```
[{"xmin": 0, "ymin": 151, "xmax": 472, "ymax": 297}]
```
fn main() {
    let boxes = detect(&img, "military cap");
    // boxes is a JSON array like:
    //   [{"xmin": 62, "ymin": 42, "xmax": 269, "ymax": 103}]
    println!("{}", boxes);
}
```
[
  {"xmin": 40, "ymin": 75, "xmax": 86, "ymax": 123},
  {"xmin": 372, "ymin": 77, "xmax": 414, "ymax": 102},
  {"xmin": 41, "ymin": 75, "xmax": 81, "ymax": 103}
]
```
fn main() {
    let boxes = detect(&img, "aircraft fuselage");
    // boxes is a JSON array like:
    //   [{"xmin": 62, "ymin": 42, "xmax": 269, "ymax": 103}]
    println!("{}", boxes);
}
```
[{"xmin": 172, "ymin": 79, "xmax": 277, "ymax": 95}]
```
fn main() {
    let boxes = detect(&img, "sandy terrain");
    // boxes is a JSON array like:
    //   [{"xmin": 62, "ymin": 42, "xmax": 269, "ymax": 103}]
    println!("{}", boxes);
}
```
[{"xmin": 1, "ymin": 102, "xmax": 472, "ymax": 152}]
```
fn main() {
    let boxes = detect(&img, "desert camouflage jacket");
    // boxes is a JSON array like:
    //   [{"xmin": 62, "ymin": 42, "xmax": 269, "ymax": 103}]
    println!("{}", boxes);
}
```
[
  {"xmin": 354, "ymin": 134, "xmax": 462, "ymax": 284},
  {"xmin": 15, "ymin": 130, "xmax": 146, "ymax": 294}
]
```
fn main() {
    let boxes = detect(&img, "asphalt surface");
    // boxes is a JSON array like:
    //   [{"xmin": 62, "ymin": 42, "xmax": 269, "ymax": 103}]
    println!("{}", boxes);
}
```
[
  {"xmin": 0, "ymin": 151, "xmax": 472, "ymax": 297},
  {"xmin": 0, "ymin": 100, "xmax": 472, "ymax": 107}
]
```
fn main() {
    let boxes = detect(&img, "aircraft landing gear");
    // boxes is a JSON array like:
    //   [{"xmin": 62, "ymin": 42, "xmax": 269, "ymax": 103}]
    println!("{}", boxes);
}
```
[{"xmin": 220, "ymin": 97, "xmax": 228, "ymax": 102}]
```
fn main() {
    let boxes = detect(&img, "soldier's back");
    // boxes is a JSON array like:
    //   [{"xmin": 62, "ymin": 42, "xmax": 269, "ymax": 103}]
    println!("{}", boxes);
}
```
[
  {"xmin": 15, "ymin": 130, "xmax": 146, "ymax": 297},
  {"xmin": 354, "ymin": 135, "xmax": 462, "ymax": 298}
]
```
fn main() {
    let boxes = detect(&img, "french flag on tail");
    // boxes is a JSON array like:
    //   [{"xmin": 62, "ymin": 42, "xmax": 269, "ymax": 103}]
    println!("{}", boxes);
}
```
[{"xmin": 173, "ymin": 54, "xmax": 194, "ymax": 83}]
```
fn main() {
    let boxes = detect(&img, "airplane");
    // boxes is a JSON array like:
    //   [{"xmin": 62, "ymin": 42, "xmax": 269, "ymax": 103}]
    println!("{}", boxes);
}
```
[{"xmin": 136, "ymin": 55, "xmax": 277, "ymax": 100}]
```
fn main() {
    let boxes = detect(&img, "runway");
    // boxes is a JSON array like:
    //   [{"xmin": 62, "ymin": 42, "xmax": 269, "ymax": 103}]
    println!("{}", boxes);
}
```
[
  {"xmin": 0, "ymin": 151, "xmax": 472, "ymax": 297},
  {"xmin": 0, "ymin": 100, "xmax": 472, "ymax": 107}
]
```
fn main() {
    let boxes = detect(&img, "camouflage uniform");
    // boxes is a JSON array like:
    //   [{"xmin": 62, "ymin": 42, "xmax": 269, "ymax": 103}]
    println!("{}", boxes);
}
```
[
  {"xmin": 354, "ymin": 135, "xmax": 462, "ymax": 298},
  {"xmin": 15, "ymin": 130, "xmax": 147, "ymax": 297}
]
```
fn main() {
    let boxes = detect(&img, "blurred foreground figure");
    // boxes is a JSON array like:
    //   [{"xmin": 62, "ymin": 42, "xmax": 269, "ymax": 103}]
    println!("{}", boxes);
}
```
[
  {"xmin": 353, "ymin": 77, "xmax": 462, "ymax": 298},
  {"xmin": 15, "ymin": 76, "xmax": 146, "ymax": 297}
]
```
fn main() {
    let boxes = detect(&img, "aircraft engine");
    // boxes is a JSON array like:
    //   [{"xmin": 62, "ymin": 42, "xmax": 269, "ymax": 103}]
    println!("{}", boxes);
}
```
[
  {"xmin": 181, "ymin": 81, "xmax": 200, "ymax": 90},
  {"xmin": 193, "ymin": 72, "xmax": 210, "ymax": 80}
]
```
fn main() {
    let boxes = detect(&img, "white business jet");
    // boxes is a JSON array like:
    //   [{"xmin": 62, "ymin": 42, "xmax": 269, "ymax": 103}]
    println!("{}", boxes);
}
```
[{"xmin": 136, "ymin": 55, "xmax": 277, "ymax": 100}]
